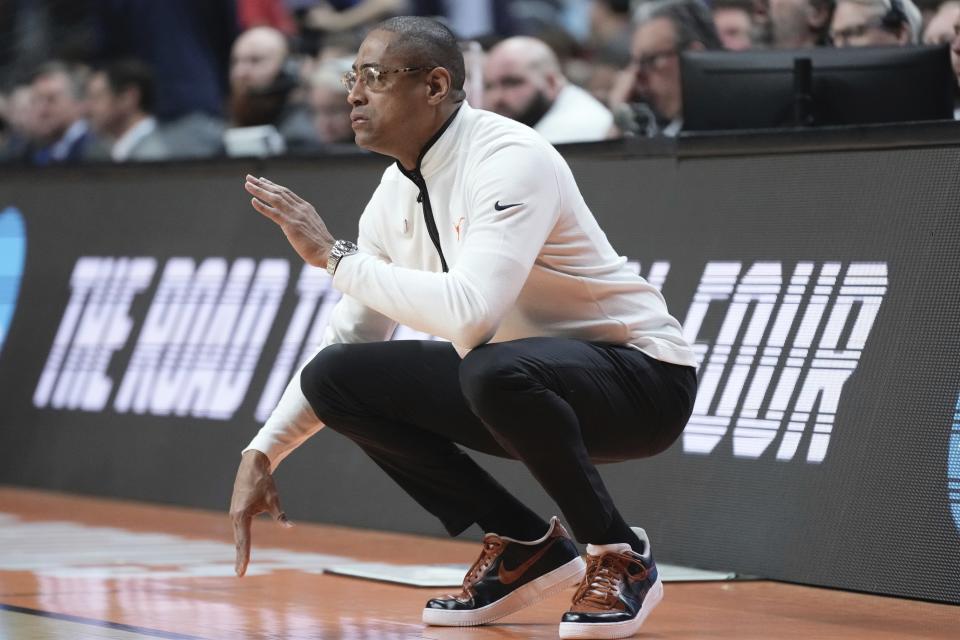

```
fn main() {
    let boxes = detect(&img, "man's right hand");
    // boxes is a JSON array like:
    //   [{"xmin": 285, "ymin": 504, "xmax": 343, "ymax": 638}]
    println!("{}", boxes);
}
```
[{"xmin": 229, "ymin": 449, "xmax": 293, "ymax": 577}]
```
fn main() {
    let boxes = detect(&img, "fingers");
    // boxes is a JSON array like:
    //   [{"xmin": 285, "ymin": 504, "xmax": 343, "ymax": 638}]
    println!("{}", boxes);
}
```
[
  {"xmin": 245, "ymin": 179, "xmax": 284, "ymax": 207},
  {"xmin": 246, "ymin": 175, "xmax": 303, "ymax": 204},
  {"xmin": 250, "ymin": 196, "xmax": 282, "ymax": 223},
  {"xmin": 232, "ymin": 511, "xmax": 253, "ymax": 577},
  {"xmin": 260, "ymin": 177, "xmax": 307, "ymax": 205},
  {"xmin": 231, "ymin": 508, "xmax": 291, "ymax": 579},
  {"xmin": 245, "ymin": 175, "xmax": 310, "ymax": 219},
  {"xmin": 265, "ymin": 490, "xmax": 295, "ymax": 529},
  {"xmin": 256, "ymin": 175, "xmax": 284, "ymax": 190}
]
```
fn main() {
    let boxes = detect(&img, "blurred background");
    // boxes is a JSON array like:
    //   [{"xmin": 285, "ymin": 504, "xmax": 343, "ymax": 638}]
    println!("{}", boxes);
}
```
[{"xmin": 0, "ymin": 0, "xmax": 957, "ymax": 166}]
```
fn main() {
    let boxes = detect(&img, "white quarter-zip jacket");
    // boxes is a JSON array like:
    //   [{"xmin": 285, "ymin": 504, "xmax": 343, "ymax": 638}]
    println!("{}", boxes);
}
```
[{"xmin": 245, "ymin": 102, "xmax": 696, "ymax": 469}]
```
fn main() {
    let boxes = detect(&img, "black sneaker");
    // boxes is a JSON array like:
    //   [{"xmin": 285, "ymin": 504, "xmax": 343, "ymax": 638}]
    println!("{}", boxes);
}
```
[
  {"xmin": 422, "ymin": 516, "xmax": 586, "ymax": 626},
  {"xmin": 558, "ymin": 527, "xmax": 663, "ymax": 639}
]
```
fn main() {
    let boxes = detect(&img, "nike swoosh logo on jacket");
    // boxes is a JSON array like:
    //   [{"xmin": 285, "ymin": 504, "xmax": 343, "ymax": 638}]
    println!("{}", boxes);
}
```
[{"xmin": 245, "ymin": 102, "xmax": 696, "ymax": 467}]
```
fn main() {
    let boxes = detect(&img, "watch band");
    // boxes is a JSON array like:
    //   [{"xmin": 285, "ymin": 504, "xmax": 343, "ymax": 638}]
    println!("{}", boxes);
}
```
[{"xmin": 326, "ymin": 239, "xmax": 359, "ymax": 276}]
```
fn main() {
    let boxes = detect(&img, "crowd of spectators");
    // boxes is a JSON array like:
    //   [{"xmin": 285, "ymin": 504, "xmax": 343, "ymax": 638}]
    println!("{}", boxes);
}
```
[{"xmin": 0, "ymin": 0, "xmax": 958, "ymax": 165}]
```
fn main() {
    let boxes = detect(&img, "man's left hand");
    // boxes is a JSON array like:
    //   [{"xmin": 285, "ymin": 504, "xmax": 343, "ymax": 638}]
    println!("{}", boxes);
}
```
[{"xmin": 245, "ymin": 175, "xmax": 336, "ymax": 268}]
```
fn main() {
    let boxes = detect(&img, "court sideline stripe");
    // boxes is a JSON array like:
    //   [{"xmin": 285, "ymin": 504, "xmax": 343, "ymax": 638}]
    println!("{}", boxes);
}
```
[{"xmin": 0, "ymin": 602, "xmax": 209, "ymax": 640}]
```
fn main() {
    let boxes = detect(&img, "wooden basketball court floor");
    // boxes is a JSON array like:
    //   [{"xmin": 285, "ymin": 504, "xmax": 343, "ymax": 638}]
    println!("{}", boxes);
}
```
[{"xmin": 0, "ymin": 487, "xmax": 955, "ymax": 639}]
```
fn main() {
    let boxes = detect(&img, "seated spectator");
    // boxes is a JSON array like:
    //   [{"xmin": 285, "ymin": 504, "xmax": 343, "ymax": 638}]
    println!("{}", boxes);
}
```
[
  {"xmin": 228, "ymin": 26, "xmax": 317, "ymax": 153},
  {"xmin": 308, "ymin": 58, "xmax": 355, "ymax": 146},
  {"xmin": 90, "ymin": 0, "xmax": 232, "ymax": 160},
  {"xmin": 483, "ymin": 36, "xmax": 614, "ymax": 144},
  {"xmin": 24, "ymin": 62, "xmax": 91, "ymax": 166},
  {"xmin": 570, "ymin": 0, "xmax": 633, "ymax": 105},
  {"xmin": 85, "ymin": 60, "xmax": 169, "ymax": 162},
  {"xmin": 769, "ymin": 0, "xmax": 834, "ymax": 47},
  {"xmin": 830, "ymin": 0, "xmax": 922, "ymax": 46},
  {"xmin": 924, "ymin": 1, "xmax": 960, "ymax": 45},
  {"xmin": 0, "ymin": 85, "xmax": 37, "ymax": 161},
  {"xmin": 713, "ymin": 0, "xmax": 756, "ymax": 49},
  {"xmin": 610, "ymin": 0, "xmax": 722, "ymax": 137}
]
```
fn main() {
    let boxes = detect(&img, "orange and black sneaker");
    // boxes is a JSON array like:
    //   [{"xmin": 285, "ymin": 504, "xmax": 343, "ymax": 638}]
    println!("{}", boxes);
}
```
[
  {"xmin": 558, "ymin": 527, "xmax": 663, "ymax": 639},
  {"xmin": 422, "ymin": 516, "xmax": 586, "ymax": 627}
]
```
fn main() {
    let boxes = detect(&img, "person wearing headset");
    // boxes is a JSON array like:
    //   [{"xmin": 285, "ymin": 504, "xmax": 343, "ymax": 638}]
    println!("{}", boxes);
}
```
[{"xmin": 829, "ymin": 0, "xmax": 922, "ymax": 46}]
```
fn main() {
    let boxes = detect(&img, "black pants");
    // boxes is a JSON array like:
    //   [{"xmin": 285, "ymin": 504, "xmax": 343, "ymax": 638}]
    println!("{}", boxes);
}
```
[{"xmin": 300, "ymin": 337, "xmax": 697, "ymax": 543}]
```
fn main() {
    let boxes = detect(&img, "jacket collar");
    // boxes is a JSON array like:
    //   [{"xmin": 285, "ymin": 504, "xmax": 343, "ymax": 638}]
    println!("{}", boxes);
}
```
[{"xmin": 395, "ymin": 101, "xmax": 469, "ymax": 180}]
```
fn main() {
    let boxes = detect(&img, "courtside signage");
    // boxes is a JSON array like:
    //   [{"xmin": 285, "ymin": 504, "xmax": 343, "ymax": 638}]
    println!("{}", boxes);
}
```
[
  {"xmin": 950, "ymin": 393, "xmax": 960, "ymax": 533},
  {"xmin": 31, "ymin": 255, "xmax": 886, "ymax": 465},
  {"xmin": 0, "ymin": 207, "xmax": 26, "ymax": 359}
]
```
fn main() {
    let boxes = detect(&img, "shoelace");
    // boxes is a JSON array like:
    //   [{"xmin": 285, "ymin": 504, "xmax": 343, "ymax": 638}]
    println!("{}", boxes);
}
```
[
  {"xmin": 460, "ymin": 536, "xmax": 504, "ymax": 592},
  {"xmin": 572, "ymin": 550, "xmax": 647, "ymax": 608}
]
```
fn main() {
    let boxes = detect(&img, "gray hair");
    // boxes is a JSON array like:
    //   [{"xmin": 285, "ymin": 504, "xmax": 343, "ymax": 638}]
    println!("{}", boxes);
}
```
[{"xmin": 835, "ymin": 0, "xmax": 922, "ymax": 44}]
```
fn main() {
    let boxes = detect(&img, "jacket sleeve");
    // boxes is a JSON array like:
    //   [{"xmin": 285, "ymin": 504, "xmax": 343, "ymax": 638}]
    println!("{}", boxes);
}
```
[
  {"xmin": 243, "ymin": 193, "xmax": 397, "ymax": 470},
  {"xmin": 333, "ymin": 142, "xmax": 561, "ymax": 352}
]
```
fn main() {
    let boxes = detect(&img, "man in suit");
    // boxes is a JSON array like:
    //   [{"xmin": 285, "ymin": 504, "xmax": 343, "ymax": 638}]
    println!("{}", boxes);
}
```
[
  {"xmin": 25, "ymin": 62, "xmax": 91, "ymax": 166},
  {"xmin": 86, "ymin": 60, "xmax": 170, "ymax": 163}
]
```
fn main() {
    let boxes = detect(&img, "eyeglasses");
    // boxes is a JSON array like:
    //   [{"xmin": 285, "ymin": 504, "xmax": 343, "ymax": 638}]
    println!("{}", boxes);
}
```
[
  {"xmin": 341, "ymin": 66, "xmax": 430, "ymax": 92},
  {"xmin": 632, "ymin": 48, "xmax": 680, "ymax": 73}
]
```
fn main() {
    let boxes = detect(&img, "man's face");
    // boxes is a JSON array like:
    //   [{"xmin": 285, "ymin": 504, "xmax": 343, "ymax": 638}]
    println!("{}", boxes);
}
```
[
  {"xmin": 347, "ymin": 30, "xmax": 431, "ymax": 155},
  {"xmin": 482, "ymin": 52, "xmax": 553, "ymax": 127},
  {"xmin": 7, "ymin": 86, "xmax": 38, "ymax": 137},
  {"xmin": 714, "ymin": 8, "xmax": 754, "ymax": 50},
  {"xmin": 924, "ymin": 2, "xmax": 960, "ymax": 45},
  {"xmin": 631, "ymin": 18, "xmax": 683, "ymax": 121},
  {"xmin": 86, "ymin": 73, "xmax": 122, "ymax": 137},
  {"xmin": 230, "ymin": 31, "xmax": 286, "ymax": 92},
  {"xmin": 310, "ymin": 84, "xmax": 353, "ymax": 144},
  {"xmin": 30, "ymin": 72, "xmax": 82, "ymax": 142},
  {"xmin": 830, "ymin": 2, "xmax": 903, "ymax": 47}
]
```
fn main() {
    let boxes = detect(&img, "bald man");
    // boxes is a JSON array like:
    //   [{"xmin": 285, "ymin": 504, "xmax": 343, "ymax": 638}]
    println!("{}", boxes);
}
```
[
  {"xmin": 483, "ymin": 36, "xmax": 613, "ymax": 144},
  {"xmin": 231, "ymin": 26, "xmax": 289, "ymax": 93},
  {"xmin": 228, "ymin": 26, "xmax": 317, "ymax": 151}
]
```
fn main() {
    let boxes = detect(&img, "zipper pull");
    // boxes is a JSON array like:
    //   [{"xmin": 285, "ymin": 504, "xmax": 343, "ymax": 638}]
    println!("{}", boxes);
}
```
[{"xmin": 417, "ymin": 191, "xmax": 423, "ymax": 203}]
